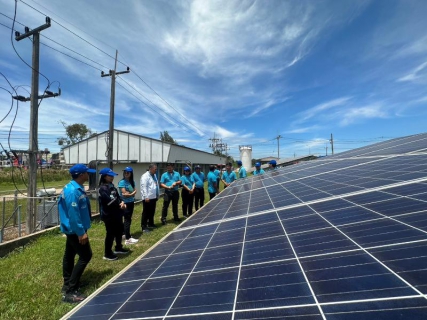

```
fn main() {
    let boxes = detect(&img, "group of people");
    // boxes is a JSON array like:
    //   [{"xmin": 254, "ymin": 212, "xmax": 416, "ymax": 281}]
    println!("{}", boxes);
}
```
[{"xmin": 57, "ymin": 159, "xmax": 278, "ymax": 303}]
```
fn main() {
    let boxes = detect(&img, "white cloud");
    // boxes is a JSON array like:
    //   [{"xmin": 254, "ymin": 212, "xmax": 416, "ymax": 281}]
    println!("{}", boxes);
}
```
[{"xmin": 397, "ymin": 61, "xmax": 427, "ymax": 83}]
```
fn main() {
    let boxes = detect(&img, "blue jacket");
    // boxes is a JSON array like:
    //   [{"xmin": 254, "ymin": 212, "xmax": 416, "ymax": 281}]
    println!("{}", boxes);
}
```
[{"xmin": 58, "ymin": 180, "xmax": 91, "ymax": 236}]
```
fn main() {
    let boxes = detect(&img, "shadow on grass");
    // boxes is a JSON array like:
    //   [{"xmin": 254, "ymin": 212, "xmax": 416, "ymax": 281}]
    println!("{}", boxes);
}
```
[{"xmin": 80, "ymin": 268, "xmax": 115, "ymax": 292}]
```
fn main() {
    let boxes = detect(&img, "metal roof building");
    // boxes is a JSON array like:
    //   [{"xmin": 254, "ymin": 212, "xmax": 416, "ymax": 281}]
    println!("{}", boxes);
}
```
[{"xmin": 62, "ymin": 129, "xmax": 224, "ymax": 199}]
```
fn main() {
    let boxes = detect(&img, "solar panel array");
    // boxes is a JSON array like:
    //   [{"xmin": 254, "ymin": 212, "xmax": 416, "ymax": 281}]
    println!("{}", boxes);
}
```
[{"xmin": 64, "ymin": 132, "xmax": 427, "ymax": 320}]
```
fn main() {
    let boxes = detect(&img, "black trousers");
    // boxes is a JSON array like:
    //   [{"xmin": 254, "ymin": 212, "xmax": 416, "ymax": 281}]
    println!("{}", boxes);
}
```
[
  {"xmin": 209, "ymin": 192, "xmax": 216, "ymax": 200},
  {"xmin": 63, "ymin": 234, "xmax": 92, "ymax": 293},
  {"xmin": 181, "ymin": 188, "xmax": 194, "ymax": 216},
  {"xmin": 103, "ymin": 217, "xmax": 124, "ymax": 256},
  {"xmin": 142, "ymin": 198, "xmax": 158, "ymax": 228},
  {"xmin": 161, "ymin": 190, "xmax": 179, "ymax": 221},
  {"xmin": 123, "ymin": 202, "xmax": 134, "ymax": 239},
  {"xmin": 194, "ymin": 187, "xmax": 205, "ymax": 211}
]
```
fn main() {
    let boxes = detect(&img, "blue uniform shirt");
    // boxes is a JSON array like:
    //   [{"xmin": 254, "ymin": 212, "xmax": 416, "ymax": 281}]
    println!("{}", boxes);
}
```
[
  {"xmin": 181, "ymin": 174, "xmax": 195, "ymax": 189},
  {"xmin": 160, "ymin": 171, "xmax": 181, "ymax": 191},
  {"xmin": 253, "ymin": 169, "xmax": 265, "ymax": 175},
  {"xmin": 222, "ymin": 171, "xmax": 236, "ymax": 183},
  {"xmin": 58, "ymin": 180, "xmax": 91, "ymax": 236},
  {"xmin": 239, "ymin": 167, "xmax": 247, "ymax": 178},
  {"xmin": 207, "ymin": 171, "xmax": 217, "ymax": 193},
  {"xmin": 214, "ymin": 169, "xmax": 220, "ymax": 178},
  {"xmin": 118, "ymin": 179, "xmax": 135, "ymax": 203},
  {"xmin": 192, "ymin": 171, "xmax": 205, "ymax": 188}
]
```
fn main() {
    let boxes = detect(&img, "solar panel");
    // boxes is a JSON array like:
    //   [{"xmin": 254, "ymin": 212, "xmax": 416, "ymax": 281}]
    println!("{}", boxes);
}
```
[{"xmin": 63, "ymin": 133, "xmax": 427, "ymax": 319}]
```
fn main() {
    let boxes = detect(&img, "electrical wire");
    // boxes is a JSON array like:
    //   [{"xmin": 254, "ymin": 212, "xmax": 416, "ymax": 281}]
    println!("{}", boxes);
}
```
[{"xmin": 116, "ymin": 79, "xmax": 181, "ymax": 128}]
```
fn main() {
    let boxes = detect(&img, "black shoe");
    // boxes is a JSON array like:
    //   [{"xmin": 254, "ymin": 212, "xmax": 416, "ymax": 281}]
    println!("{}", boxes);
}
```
[
  {"xmin": 161, "ymin": 219, "xmax": 166, "ymax": 225},
  {"xmin": 183, "ymin": 214, "xmax": 188, "ymax": 217},
  {"xmin": 62, "ymin": 291, "xmax": 86, "ymax": 303},
  {"xmin": 103, "ymin": 254, "xmax": 118, "ymax": 261},
  {"xmin": 114, "ymin": 247, "xmax": 130, "ymax": 255},
  {"xmin": 148, "ymin": 224, "xmax": 157, "ymax": 228},
  {"xmin": 142, "ymin": 228, "xmax": 151, "ymax": 233},
  {"xmin": 174, "ymin": 217, "xmax": 181, "ymax": 222}
]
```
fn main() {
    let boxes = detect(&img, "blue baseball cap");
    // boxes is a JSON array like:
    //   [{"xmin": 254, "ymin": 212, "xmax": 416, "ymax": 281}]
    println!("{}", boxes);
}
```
[
  {"xmin": 255, "ymin": 162, "xmax": 261, "ymax": 167},
  {"xmin": 269, "ymin": 160, "xmax": 277, "ymax": 165},
  {"xmin": 123, "ymin": 166, "xmax": 133, "ymax": 172},
  {"xmin": 99, "ymin": 168, "xmax": 118, "ymax": 176},
  {"xmin": 194, "ymin": 165, "xmax": 201, "ymax": 169},
  {"xmin": 184, "ymin": 166, "xmax": 191, "ymax": 171},
  {"xmin": 237, "ymin": 160, "xmax": 242, "ymax": 165},
  {"xmin": 69, "ymin": 164, "xmax": 96, "ymax": 175}
]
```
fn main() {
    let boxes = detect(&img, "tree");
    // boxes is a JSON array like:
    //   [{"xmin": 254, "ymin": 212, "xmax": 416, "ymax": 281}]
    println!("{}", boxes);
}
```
[
  {"xmin": 160, "ymin": 131, "xmax": 177, "ymax": 144},
  {"xmin": 57, "ymin": 121, "xmax": 95, "ymax": 147}
]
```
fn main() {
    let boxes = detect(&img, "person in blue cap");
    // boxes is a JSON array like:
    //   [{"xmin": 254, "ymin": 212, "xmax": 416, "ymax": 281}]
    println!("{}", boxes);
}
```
[
  {"xmin": 98, "ymin": 167, "xmax": 129, "ymax": 261},
  {"xmin": 181, "ymin": 166, "xmax": 195, "ymax": 217},
  {"xmin": 118, "ymin": 167, "xmax": 138, "ymax": 245},
  {"xmin": 58, "ymin": 163, "xmax": 96, "ymax": 303},
  {"xmin": 207, "ymin": 165, "xmax": 218, "ymax": 200},
  {"xmin": 269, "ymin": 159, "xmax": 278, "ymax": 170},
  {"xmin": 253, "ymin": 162, "xmax": 265, "ymax": 175},
  {"xmin": 192, "ymin": 165, "xmax": 205, "ymax": 211},
  {"xmin": 159, "ymin": 163, "xmax": 182, "ymax": 224},
  {"xmin": 237, "ymin": 160, "xmax": 247, "ymax": 178}
]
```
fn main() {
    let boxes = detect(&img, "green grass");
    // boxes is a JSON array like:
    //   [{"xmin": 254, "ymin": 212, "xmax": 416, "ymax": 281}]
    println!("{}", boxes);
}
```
[{"xmin": 0, "ymin": 188, "xmax": 209, "ymax": 320}]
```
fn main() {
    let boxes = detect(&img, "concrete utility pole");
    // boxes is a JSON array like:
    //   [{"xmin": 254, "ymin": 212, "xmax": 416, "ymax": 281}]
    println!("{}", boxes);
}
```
[
  {"xmin": 14, "ymin": 17, "xmax": 60, "ymax": 234},
  {"xmin": 330, "ymin": 133, "xmax": 334, "ymax": 155},
  {"xmin": 101, "ymin": 50, "xmax": 130, "ymax": 169},
  {"xmin": 276, "ymin": 135, "xmax": 281, "ymax": 159}
]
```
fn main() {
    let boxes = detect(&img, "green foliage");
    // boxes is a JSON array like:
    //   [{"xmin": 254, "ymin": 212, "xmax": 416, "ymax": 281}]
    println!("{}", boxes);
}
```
[
  {"xmin": 160, "ymin": 131, "xmax": 177, "ymax": 144},
  {"xmin": 57, "ymin": 121, "xmax": 94, "ymax": 147},
  {"xmin": 0, "ymin": 168, "xmax": 70, "ymax": 185}
]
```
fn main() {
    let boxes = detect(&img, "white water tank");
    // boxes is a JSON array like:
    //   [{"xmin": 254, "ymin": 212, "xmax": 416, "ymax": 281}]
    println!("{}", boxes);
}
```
[{"xmin": 239, "ymin": 145, "xmax": 252, "ymax": 171}]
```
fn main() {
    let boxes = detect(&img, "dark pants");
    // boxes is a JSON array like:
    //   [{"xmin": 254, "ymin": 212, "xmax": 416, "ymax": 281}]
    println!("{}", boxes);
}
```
[
  {"xmin": 181, "ymin": 189, "xmax": 194, "ymax": 216},
  {"xmin": 142, "ymin": 198, "xmax": 158, "ymax": 228},
  {"xmin": 123, "ymin": 202, "xmax": 134, "ymax": 239},
  {"xmin": 161, "ymin": 190, "xmax": 179, "ymax": 221},
  {"xmin": 194, "ymin": 187, "xmax": 204, "ymax": 211},
  {"xmin": 209, "ymin": 192, "xmax": 216, "ymax": 200},
  {"xmin": 103, "ymin": 217, "xmax": 124, "ymax": 256},
  {"xmin": 62, "ymin": 234, "xmax": 92, "ymax": 294}
]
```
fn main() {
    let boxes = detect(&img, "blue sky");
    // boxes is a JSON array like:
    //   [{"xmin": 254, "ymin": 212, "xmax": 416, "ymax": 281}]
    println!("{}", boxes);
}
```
[{"xmin": 0, "ymin": 0, "xmax": 426, "ymax": 160}]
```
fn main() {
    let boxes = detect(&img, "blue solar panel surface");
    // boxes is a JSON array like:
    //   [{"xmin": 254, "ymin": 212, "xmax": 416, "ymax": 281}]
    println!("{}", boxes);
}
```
[{"xmin": 64, "ymin": 133, "xmax": 427, "ymax": 319}]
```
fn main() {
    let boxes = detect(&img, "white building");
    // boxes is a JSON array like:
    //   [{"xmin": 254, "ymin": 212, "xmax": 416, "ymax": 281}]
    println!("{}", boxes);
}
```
[{"xmin": 62, "ymin": 129, "xmax": 224, "ymax": 199}]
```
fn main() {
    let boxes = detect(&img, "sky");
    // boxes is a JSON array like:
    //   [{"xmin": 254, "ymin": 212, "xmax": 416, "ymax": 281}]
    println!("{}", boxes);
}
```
[{"xmin": 0, "ymin": 0, "xmax": 427, "ymax": 160}]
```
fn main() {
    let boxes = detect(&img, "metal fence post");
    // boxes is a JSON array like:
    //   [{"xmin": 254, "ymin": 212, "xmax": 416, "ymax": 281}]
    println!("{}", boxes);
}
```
[
  {"xmin": 18, "ymin": 205, "xmax": 22, "ymax": 237},
  {"xmin": 14, "ymin": 190, "xmax": 18, "ymax": 226}
]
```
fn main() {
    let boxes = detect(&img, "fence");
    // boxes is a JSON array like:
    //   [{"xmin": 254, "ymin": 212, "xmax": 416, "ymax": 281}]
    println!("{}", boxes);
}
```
[{"xmin": 0, "ymin": 191, "xmax": 99, "ymax": 243}]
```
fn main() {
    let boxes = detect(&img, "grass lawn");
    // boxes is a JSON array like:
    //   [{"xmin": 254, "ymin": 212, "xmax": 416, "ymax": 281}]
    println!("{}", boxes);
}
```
[{"xmin": 0, "ymin": 188, "xmax": 208, "ymax": 320}]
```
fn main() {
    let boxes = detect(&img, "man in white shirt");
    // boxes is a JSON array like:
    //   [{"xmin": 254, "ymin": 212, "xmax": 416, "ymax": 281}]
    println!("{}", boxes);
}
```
[{"xmin": 140, "ymin": 164, "xmax": 159, "ymax": 231}]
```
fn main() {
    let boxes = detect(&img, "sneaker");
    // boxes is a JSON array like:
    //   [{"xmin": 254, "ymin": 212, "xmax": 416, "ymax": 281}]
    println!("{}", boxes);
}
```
[
  {"xmin": 125, "ymin": 238, "xmax": 139, "ymax": 245},
  {"xmin": 103, "ymin": 254, "xmax": 118, "ymax": 261},
  {"xmin": 114, "ymin": 248, "xmax": 130, "ymax": 255},
  {"xmin": 62, "ymin": 291, "xmax": 86, "ymax": 303}
]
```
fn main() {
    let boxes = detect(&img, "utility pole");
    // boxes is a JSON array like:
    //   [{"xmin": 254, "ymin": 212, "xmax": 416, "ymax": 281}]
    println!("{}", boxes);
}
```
[
  {"xmin": 276, "ymin": 135, "xmax": 281, "ymax": 159},
  {"xmin": 14, "ymin": 17, "xmax": 60, "ymax": 234},
  {"xmin": 330, "ymin": 133, "xmax": 334, "ymax": 155},
  {"xmin": 101, "ymin": 50, "xmax": 130, "ymax": 169}
]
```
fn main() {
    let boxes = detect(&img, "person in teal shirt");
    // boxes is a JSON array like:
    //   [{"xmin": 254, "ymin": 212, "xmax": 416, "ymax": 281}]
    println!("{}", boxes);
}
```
[
  {"xmin": 237, "ymin": 160, "xmax": 247, "ymax": 178},
  {"xmin": 207, "ymin": 165, "xmax": 218, "ymax": 200},
  {"xmin": 118, "ymin": 167, "xmax": 138, "ymax": 244},
  {"xmin": 269, "ymin": 159, "xmax": 278, "ymax": 170},
  {"xmin": 180, "ymin": 166, "xmax": 195, "ymax": 217},
  {"xmin": 253, "ymin": 162, "xmax": 265, "ymax": 175},
  {"xmin": 192, "ymin": 165, "xmax": 205, "ymax": 210},
  {"xmin": 221, "ymin": 162, "xmax": 236, "ymax": 189},
  {"xmin": 159, "ymin": 163, "xmax": 182, "ymax": 224}
]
